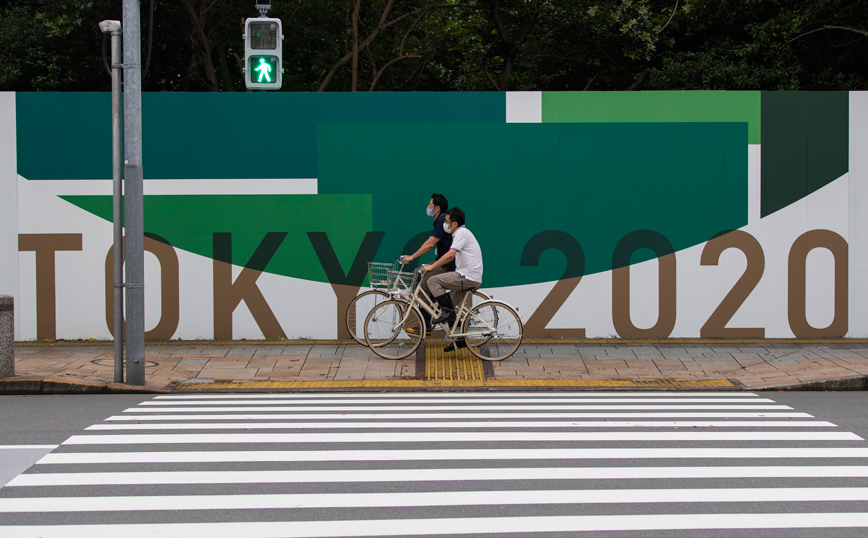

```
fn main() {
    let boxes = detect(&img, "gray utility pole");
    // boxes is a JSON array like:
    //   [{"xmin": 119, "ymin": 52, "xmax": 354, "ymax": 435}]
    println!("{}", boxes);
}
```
[
  {"xmin": 98, "ymin": 20, "xmax": 124, "ymax": 384},
  {"xmin": 122, "ymin": 0, "xmax": 145, "ymax": 385}
]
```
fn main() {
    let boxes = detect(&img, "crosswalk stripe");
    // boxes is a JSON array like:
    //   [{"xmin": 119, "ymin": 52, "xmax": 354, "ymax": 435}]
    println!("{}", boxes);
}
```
[
  {"xmin": 4, "ymin": 512, "xmax": 868, "ymax": 537},
  {"xmin": 121, "ymin": 404, "xmax": 794, "ymax": 412},
  {"xmin": 6, "ymin": 392, "xmax": 868, "ymax": 536},
  {"xmin": 4, "ymin": 487, "xmax": 868, "ymax": 512},
  {"xmin": 105, "ymin": 412, "xmax": 814, "ymax": 420},
  {"xmin": 139, "ymin": 398, "xmax": 776, "ymax": 405},
  {"xmin": 35, "ymin": 447, "xmax": 868, "ymax": 464},
  {"xmin": 12, "ymin": 466, "xmax": 868, "ymax": 486},
  {"xmin": 154, "ymin": 392, "xmax": 761, "ymax": 399},
  {"xmin": 0, "ymin": 445, "xmax": 59, "ymax": 450},
  {"xmin": 59, "ymin": 431, "xmax": 862, "ymax": 444},
  {"xmin": 84, "ymin": 420, "xmax": 837, "ymax": 430}
]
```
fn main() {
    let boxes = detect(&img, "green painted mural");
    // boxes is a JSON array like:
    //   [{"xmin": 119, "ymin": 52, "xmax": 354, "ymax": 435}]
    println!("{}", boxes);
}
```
[
  {"xmin": 18, "ymin": 91, "xmax": 849, "ymax": 289},
  {"xmin": 6, "ymin": 91, "xmax": 862, "ymax": 341},
  {"xmin": 319, "ymin": 121, "xmax": 747, "ymax": 284},
  {"xmin": 541, "ymin": 91, "xmax": 761, "ymax": 144},
  {"xmin": 61, "ymin": 194, "xmax": 374, "ymax": 284},
  {"xmin": 760, "ymin": 92, "xmax": 849, "ymax": 217},
  {"xmin": 17, "ymin": 92, "xmax": 506, "ymax": 180}
]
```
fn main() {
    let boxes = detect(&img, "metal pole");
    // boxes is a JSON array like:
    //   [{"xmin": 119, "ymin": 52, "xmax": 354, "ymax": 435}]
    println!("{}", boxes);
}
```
[
  {"xmin": 122, "ymin": 0, "xmax": 145, "ymax": 385},
  {"xmin": 99, "ymin": 20, "xmax": 124, "ymax": 384}
]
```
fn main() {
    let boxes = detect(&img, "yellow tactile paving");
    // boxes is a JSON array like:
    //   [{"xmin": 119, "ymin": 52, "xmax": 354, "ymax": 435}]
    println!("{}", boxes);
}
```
[
  {"xmin": 175, "ymin": 378, "xmax": 736, "ymax": 390},
  {"xmin": 425, "ymin": 341, "xmax": 486, "ymax": 382}
]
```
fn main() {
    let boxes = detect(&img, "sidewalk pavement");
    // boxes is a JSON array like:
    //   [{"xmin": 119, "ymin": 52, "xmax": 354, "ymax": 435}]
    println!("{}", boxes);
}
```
[{"xmin": 4, "ymin": 339, "xmax": 868, "ymax": 394}]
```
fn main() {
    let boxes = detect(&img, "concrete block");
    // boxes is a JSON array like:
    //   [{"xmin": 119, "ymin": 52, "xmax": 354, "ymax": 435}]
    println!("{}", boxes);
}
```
[{"xmin": 0, "ymin": 295, "xmax": 12, "ymax": 377}]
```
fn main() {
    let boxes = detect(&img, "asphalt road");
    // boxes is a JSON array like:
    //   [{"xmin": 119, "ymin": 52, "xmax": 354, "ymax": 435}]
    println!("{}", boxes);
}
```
[
  {"xmin": 0, "ymin": 394, "xmax": 152, "ymax": 488},
  {"xmin": 1, "ymin": 390, "xmax": 868, "ymax": 537}
]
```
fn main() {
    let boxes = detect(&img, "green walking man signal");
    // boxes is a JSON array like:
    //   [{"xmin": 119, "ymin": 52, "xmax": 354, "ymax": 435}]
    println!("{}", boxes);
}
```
[
  {"xmin": 244, "ymin": 17, "xmax": 282, "ymax": 90},
  {"xmin": 255, "ymin": 57, "xmax": 272, "ymax": 82}
]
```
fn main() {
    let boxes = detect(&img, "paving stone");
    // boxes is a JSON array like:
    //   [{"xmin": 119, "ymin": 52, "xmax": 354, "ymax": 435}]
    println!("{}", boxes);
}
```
[{"xmin": 177, "ymin": 359, "xmax": 209, "ymax": 365}]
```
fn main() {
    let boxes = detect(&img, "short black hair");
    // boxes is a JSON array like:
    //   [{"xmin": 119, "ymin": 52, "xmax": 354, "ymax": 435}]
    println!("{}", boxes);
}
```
[
  {"xmin": 431, "ymin": 193, "xmax": 448, "ymax": 214},
  {"xmin": 446, "ymin": 207, "xmax": 465, "ymax": 227}
]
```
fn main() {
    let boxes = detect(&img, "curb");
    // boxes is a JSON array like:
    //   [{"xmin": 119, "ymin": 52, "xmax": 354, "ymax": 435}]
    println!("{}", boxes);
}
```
[
  {"xmin": 174, "ymin": 378, "xmax": 739, "ymax": 392},
  {"xmin": 0, "ymin": 377, "xmax": 171, "ymax": 395},
  {"xmin": 3, "ymin": 374, "xmax": 868, "ymax": 394},
  {"xmin": 1, "ymin": 375, "xmax": 866, "ymax": 394},
  {"xmin": 756, "ymin": 375, "xmax": 868, "ymax": 392}
]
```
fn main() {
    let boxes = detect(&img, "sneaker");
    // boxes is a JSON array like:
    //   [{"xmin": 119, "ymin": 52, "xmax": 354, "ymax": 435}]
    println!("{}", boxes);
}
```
[{"xmin": 405, "ymin": 326, "xmax": 431, "ymax": 336}]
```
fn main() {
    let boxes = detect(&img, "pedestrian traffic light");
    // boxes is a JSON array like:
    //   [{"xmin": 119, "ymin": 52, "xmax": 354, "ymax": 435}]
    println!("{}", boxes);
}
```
[{"xmin": 244, "ymin": 18, "xmax": 282, "ymax": 90}]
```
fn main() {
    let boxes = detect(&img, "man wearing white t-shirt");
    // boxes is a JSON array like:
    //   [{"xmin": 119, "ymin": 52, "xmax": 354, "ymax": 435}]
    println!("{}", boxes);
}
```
[{"xmin": 423, "ymin": 207, "xmax": 483, "ymax": 351}]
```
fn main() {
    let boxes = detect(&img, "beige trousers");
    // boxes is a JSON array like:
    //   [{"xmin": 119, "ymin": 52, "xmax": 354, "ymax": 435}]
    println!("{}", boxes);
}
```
[{"xmin": 426, "ymin": 271, "xmax": 481, "ymax": 308}]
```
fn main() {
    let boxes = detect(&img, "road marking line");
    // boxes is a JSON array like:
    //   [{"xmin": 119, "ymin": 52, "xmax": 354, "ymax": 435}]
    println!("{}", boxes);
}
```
[
  {"xmin": 120, "ymin": 405, "xmax": 795, "ymax": 412},
  {"xmin": 0, "ymin": 445, "xmax": 58, "ymax": 450},
  {"xmin": 14, "ymin": 466, "xmax": 868, "ymax": 486},
  {"xmin": 104, "ymin": 412, "xmax": 815, "ymax": 420},
  {"xmin": 59, "ymin": 431, "xmax": 860, "ymax": 445},
  {"xmin": 36, "ymin": 447, "xmax": 868, "ymax": 465},
  {"xmin": 155, "ymin": 392, "xmax": 761, "ymax": 399},
  {"xmin": 139, "ymin": 398, "xmax": 776, "ymax": 405},
  {"xmin": 12, "ymin": 513, "xmax": 868, "ymax": 537},
  {"xmin": 84, "ymin": 421, "xmax": 836, "ymax": 430},
  {"xmin": 5, "ymin": 487, "xmax": 868, "ymax": 512}
]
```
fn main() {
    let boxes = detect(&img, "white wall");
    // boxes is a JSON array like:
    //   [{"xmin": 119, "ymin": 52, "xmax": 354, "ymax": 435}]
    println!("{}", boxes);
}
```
[{"xmin": 0, "ymin": 93, "xmax": 19, "ymax": 339}]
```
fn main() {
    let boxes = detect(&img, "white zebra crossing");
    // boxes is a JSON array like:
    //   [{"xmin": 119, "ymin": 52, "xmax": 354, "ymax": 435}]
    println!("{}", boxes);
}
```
[{"xmin": 2, "ymin": 391, "xmax": 868, "ymax": 537}]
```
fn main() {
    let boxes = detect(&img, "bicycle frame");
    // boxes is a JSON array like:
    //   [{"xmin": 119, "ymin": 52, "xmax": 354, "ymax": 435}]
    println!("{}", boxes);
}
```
[
  {"xmin": 364, "ymin": 261, "xmax": 524, "ymax": 361},
  {"xmin": 385, "ymin": 267, "xmax": 499, "ymax": 341}
]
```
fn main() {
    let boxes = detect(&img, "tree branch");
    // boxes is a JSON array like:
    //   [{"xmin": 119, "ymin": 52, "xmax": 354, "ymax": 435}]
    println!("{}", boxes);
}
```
[
  {"xmin": 789, "ymin": 24, "xmax": 868, "ymax": 42},
  {"xmin": 351, "ymin": 0, "xmax": 360, "ymax": 91},
  {"xmin": 369, "ymin": 52, "xmax": 423, "ymax": 91},
  {"xmin": 480, "ymin": 38, "xmax": 501, "ymax": 91},
  {"xmin": 624, "ymin": 68, "xmax": 650, "ymax": 91},
  {"xmin": 318, "ymin": 1, "xmax": 457, "ymax": 92},
  {"xmin": 658, "ymin": 0, "xmax": 678, "ymax": 33},
  {"xmin": 181, "ymin": 0, "xmax": 220, "ymax": 91}
]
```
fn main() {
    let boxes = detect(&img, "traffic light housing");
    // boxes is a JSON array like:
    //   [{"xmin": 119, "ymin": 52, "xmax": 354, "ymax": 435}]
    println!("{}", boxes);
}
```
[{"xmin": 244, "ymin": 18, "xmax": 282, "ymax": 90}]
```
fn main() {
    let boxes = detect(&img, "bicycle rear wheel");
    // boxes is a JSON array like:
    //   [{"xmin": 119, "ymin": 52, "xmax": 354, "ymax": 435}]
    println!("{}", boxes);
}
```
[
  {"xmin": 470, "ymin": 290, "xmax": 489, "ymax": 305},
  {"xmin": 346, "ymin": 290, "xmax": 390, "ymax": 346},
  {"xmin": 465, "ymin": 291, "xmax": 497, "ymax": 345},
  {"xmin": 364, "ymin": 300, "xmax": 423, "ymax": 360},
  {"xmin": 464, "ymin": 302, "xmax": 523, "ymax": 361}
]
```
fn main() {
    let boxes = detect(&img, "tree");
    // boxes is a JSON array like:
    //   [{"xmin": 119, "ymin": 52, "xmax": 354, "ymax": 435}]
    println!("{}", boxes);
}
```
[
  {"xmin": 0, "ymin": 0, "xmax": 114, "ymax": 91},
  {"xmin": 315, "ymin": 0, "xmax": 470, "ymax": 92},
  {"xmin": 1, "ymin": 0, "xmax": 866, "ymax": 92},
  {"xmin": 648, "ymin": 0, "xmax": 868, "ymax": 90}
]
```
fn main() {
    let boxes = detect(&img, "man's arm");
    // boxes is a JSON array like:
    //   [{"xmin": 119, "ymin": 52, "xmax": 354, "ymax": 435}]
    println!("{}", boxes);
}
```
[
  {"xmin": 403, "ymin": 236, "xmax": 439, "ymax": 262},
  {"xmin": 423, "ymin": 248, "xmax": 457, "ymax": 273}
]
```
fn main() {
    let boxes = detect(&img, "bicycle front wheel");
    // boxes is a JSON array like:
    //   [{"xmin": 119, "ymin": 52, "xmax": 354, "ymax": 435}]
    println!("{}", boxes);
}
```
[
  {"xmin": 364, "ymin": 300, "xmax": 423, "ymax": 360},
  {"xmin": 346, "ymin": 290, "xmax": 390, "ymax": 346},
  {"xmin": 464, "ymin": 302, "xmax": 523, "ymax": 361}
]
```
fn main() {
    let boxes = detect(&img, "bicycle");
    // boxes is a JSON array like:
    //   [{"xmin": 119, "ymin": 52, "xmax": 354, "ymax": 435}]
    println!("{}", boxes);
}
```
[
  {"xmin": 363, "ymin": 263, "xmax": 523, "ymax": 361},
  {"xmin": 346, "ymin": 260, "xmax": 491, "ymax": 346}
]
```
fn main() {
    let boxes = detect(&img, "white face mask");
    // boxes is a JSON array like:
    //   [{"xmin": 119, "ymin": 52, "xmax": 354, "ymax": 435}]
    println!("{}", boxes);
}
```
[
  {"xmin": 443, "ymin": 221, "xmax": 453, "ymax": 234},
  {"xmin": 426, "ymin": 206, "xmax": 437, "ymax": 217}
]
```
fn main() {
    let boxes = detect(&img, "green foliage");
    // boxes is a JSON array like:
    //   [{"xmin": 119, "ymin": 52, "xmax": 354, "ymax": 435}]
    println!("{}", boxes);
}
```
[
  {"xmin": 0, "ymin": 0, "xmax": 112, "ymax": 90},
  {"xmin": 1, "ymin": 0, "xmax": 866, "ymax": 91},
  {"xmin": 648, "ymin": 0, "xmax": 868, "ymax": 90}
]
